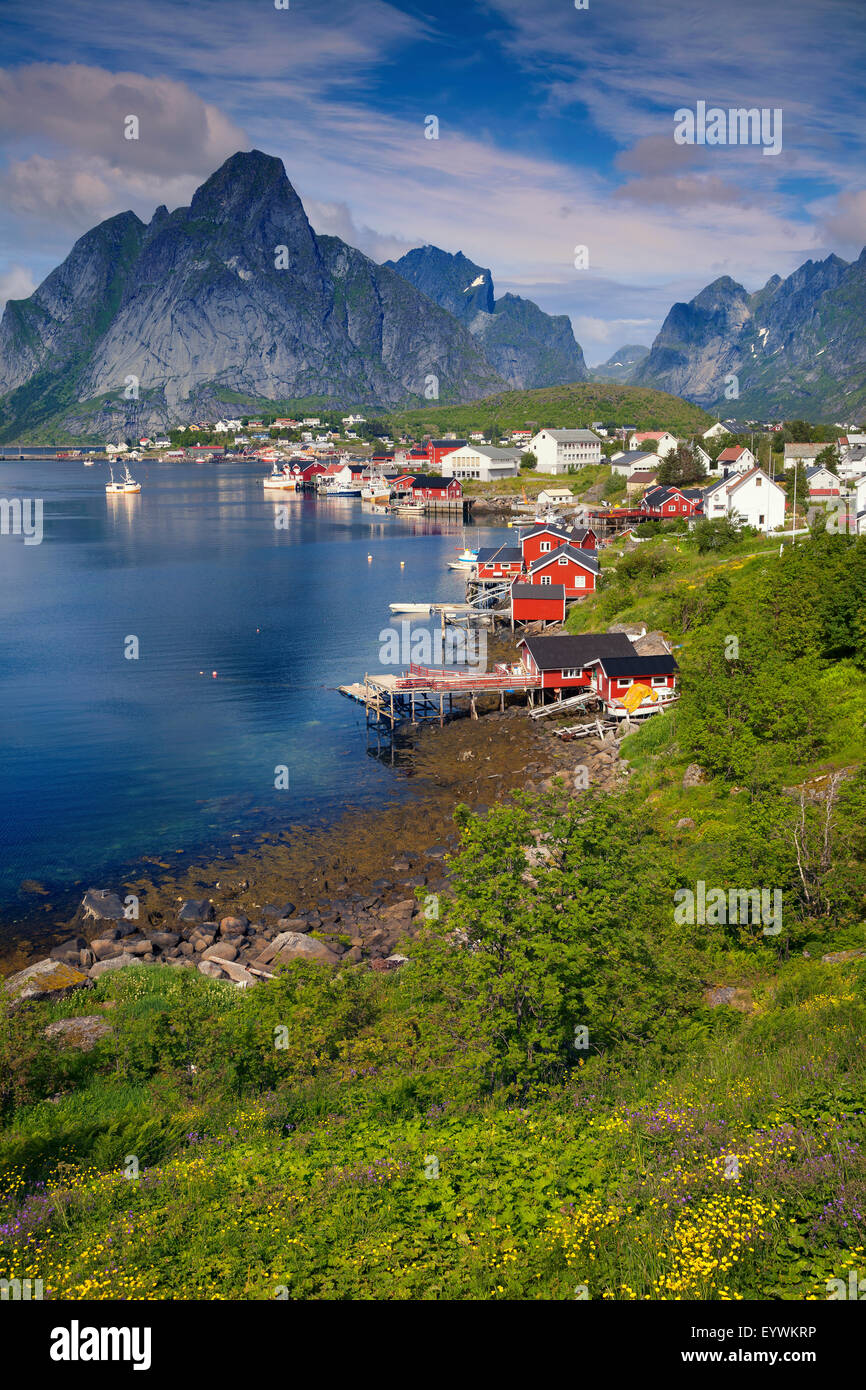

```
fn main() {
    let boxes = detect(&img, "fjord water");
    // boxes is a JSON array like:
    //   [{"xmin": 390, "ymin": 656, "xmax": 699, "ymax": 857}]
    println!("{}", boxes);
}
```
[{"xmin": 0, "ymin": 459, "xmax": 496, "ymax": 934}]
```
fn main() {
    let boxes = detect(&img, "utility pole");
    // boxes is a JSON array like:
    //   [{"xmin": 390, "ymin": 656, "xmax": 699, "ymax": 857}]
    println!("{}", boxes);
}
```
[{"xmin": 791, "ymin": 459, "xmax": 797, "ymax": 548}]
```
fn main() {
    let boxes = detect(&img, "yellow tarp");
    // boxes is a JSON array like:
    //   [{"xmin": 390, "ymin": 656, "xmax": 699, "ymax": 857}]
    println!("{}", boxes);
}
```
[{"xmin": 620, "ymin": 681, "xmax": 656, "ymax": 713}]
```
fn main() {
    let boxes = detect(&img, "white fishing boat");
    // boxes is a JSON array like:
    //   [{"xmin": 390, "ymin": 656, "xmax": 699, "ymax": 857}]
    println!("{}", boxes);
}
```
[
  {"xmin": 263, "ymin": 464, "xmax": 299, "ymax": 490},
  {"xmin": 361, "ymin": 474, "xmax": 392, "ymax": 505},
  {"xmin": 106, "ymin": 464, "xmax": 141, "ymax": 494},
  {"xmin": 389, "ymin": 602, "xmax": 432, "ymax": 615}
]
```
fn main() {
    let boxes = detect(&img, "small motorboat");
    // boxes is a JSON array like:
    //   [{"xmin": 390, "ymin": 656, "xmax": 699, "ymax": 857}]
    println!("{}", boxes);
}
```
[
  {"xmin": 447, "ymin": 546, "xmax": 478, "ymax": 571},
  {"xmin": 393, "ymin": 501, "xmax": 425, "ymax": 516},
  {"xmin": 389, "ymin": 602, "xmax": 432, "ymax": 615}
]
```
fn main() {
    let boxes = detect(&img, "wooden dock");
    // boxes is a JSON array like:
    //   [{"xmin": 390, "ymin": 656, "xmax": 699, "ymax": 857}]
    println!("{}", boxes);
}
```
[{"xmin": 340, "ymin": 663, "xmax": 542, "ymax": 729}]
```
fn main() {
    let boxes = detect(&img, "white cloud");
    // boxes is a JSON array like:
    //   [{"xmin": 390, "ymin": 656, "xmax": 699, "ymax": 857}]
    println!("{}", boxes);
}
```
[
  {"xmin": 0, "ymin": 264, "xmax": 37, "ymax": 306},
  {"xmin": 0, "ymin": 63, "xmax": 247, "ymax": 178}
]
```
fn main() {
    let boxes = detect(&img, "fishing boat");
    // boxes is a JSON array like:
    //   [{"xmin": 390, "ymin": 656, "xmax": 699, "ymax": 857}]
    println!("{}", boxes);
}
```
[
  {"xmin": 106, "ymin": 464, "xmax": 141, "ymax": 494},
  {"xmin": 57, "ymin": 449, "xmax": 83, "ymax": 460},
  {"xmin": 262, "ymin": 464, "xmax": 300, "ymax": 490},
  {"xmin": 361, "ymin": 475, "xmax": 392, "ymax": 505},
  {"xmin": 322, "ymin": 480, "xmax": 363, "ymax": 497}
]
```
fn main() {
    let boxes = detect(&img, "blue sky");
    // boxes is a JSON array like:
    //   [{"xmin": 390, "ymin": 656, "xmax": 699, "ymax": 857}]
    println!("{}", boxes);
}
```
[{"xmin": 1, "ymin": 0, "xmax": 864, "ymax": 364}]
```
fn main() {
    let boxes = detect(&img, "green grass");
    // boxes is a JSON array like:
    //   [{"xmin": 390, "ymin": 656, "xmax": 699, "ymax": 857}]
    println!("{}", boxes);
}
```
[
  {"xmin": 2, "ymin": 959, "xmax": 865, "ymax": 1299},
  {"xmin": 386, "ymin": 382, "xmax": 714, "ymax": 439}
]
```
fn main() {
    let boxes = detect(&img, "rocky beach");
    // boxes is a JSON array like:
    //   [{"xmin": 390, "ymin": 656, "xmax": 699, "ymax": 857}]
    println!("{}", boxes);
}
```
[{"xmin": 2, "ymin": 700, "xmax": 630, "ymax": 1001}]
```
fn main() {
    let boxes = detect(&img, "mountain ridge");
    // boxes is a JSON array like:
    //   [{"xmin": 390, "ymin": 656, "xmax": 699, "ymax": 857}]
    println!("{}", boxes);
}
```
[{"xmin": 633, "ymin": 250, "xmax": 866, "ymax": 419}]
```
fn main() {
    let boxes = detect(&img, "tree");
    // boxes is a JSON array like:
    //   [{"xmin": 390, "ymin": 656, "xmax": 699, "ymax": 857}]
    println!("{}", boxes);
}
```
[
  {"xmin": 693, "ymin": 516, "xmax": 742, "ymax": 553},
  {"xmin": 815, "ymin": 444, "xmax": 840, "ymax": 475},
  {"xmin": 657, "ymin": 443, "xmax": 706, "ymax": 487},
  {"xmin": 520, "ymin": 451, "xmax": 537, "ymax": 470}
]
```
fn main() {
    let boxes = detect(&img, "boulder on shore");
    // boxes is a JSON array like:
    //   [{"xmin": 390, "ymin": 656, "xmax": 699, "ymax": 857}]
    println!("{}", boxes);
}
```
[
  {"xmin": 89, "ymin": 953, "xmax": 140, "ymax": 979},
  {"xmin": 44, "ymin": 1016, "xmax": 113, "ymax": 1050},
  {"xmin": 80, "ymin": 889, "xmax": 126, "ymax": 923},
  {"xmin": 4, "ymin": 958, "xmax": 90, "ymax": 1006}
]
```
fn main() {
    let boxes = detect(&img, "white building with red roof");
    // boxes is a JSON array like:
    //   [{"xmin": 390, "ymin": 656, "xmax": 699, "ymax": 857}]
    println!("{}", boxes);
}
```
[{"xmin": 627, "ymin": 430, "xmax": 678, "ymax": 458}]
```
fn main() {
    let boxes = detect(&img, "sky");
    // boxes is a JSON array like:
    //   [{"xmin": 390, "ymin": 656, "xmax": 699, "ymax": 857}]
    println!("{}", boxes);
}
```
[{"xmin": 0, "ymin": 0, "xmax": 864, "ymax": 365}]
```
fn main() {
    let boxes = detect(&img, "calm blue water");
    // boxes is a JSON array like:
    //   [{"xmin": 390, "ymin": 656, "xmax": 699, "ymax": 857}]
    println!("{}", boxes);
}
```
[{"xmin": 0, "ymin": 459, "xmax": 500, "ymax": 922}]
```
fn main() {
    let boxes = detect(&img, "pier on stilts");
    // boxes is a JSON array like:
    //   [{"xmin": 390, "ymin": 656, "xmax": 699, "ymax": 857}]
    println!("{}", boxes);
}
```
[{"xmin": 340, "ymin": 663, "xmax": 542, "ymax": 731}]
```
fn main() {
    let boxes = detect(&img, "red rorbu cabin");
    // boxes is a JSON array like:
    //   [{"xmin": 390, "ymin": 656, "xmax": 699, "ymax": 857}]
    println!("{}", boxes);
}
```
[
  {"xmin": 475, "ymin": 544, "xmax": 523, "ymax": 580},
  {"xmin": 526, "ymin": 544, "xmax": 599, "ymax": 597},
  {"xmin": 408, "ymin": 474, "xmax": 463, "ymax": 502},
  {"xmin": 583, "ymin": 652, "xmax": 679, "ymax": 705},
  {"xmin": 510, "ymin": 582, "xmax": 566, "ymax": 626},
  {"xmin": 517, "ymin": 632, "xmax": 637, "ymax": 690}
]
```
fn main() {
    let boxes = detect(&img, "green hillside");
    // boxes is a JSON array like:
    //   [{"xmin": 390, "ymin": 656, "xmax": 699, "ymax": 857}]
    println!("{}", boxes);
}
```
[
  {"xmin": 2, "ymin": 528, "xmax": 865, "ymax": 1301},
  {"xmin": 386, "ymin": 382, "xmax": 715, "ymax": 438}
]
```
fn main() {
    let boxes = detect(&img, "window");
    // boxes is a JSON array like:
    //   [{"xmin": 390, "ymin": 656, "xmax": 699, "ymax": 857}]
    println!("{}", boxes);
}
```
[
  {"xmin": 540, "ymin": 541, "xmax": 551, "ymax": 552},
  {"xmin": 651, "ymin": 676, "xmax": 668, "ymax": 687},
  {"xmin": 558, "ymin": 555, "xmax": 568, "ymax": 565},
  {"xmin": 617, "ymin": 678, "xmax": 633, "ymax": 689},
  {"xmin": 759, "ymin": 514, "xmax": 765, "ymax": 525},
  {"xmin": 575, "ymin": 574, "xmax": 585, "ymax": 587},
  {"xmin": 539, "ymin": 575, "xmax": 552, "ymax": 586},
  {"xmin": 562, "ymin": 668, "xmax": 580, "ymax": 679}
]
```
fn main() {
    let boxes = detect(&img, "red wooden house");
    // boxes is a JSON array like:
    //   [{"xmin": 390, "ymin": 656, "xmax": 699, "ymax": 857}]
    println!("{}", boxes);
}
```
[
  {"xmin": 517, "ymin": 632, "xmax": 637, "ymax": 690},
  {"xmin": 518, "ymin": 524, "xmax": 574, "ymax": 567},
  {"xmin": 584, "ymin": 652, "xmax": 678, "ymax": 705},
  {"xmin": 408, "ymin": 474, "xmax": 462, "ymax": 502},
  {"xmin": 640, "ymin": 486, "xmax": 703, "ymax": 518},
  {"xmin": 476, "ymin": 544, "xmax": 523, "ymax": 580},
  {"xmin": 526, "ymin": 544, "xmax": 599, "ymax": 597},
  {"xmin": 511, "ymin": 582, "xmax": 566, "ymax": 626}
]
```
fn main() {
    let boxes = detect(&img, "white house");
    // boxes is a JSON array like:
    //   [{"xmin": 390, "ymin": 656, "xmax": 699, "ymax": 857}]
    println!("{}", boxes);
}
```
[
  {"xmin": 536, "ymin": 488, "xmax": 575, "ymax": 506},
  {"xmin": 804, "ymin": 464, "xmax": 842, "ymax": 498},
  {"xmin": 694, "ymin": 443, "xmax": 713, "ymax": 472},
  {"xmin": 628, "ymin": 430, "xmax": 678, "ymax": 458},
  {"xmin": 783, "ymin": 443, "xmax": 825, "ymax": 469},
  {"xmin": 528, "ymin": 429, "xmax": 602, "ymax": 474},
  {"xmin": 703, "ymin": 467, "xmax": 785, "ymax": 532},
  {"xmin": 440, "ymin": 444, "xmax": 522, "ymax": 481},
  {"xmin": 716, "ymin": 445, "xmax": 756, "ymax": 474},
  {"xmin": 838, "ymin": 445, "xmax": 866, "ymax": 482},
  {"xmin": 703, "ymin": 422, "xmax": 729, "ymax": 441},
  {"xmin": 608, "ymin": 449, "xmax": 657, "ymax": 477}
]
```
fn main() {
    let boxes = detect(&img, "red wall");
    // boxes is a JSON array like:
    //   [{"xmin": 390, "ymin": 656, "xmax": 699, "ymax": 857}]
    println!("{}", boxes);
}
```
[
  {"xmin": 521, "ymin": 531, "xmax": 572, "ymax": 565},
  {"xmin": 512, "ymin": 595, "xmax": 565, "ymax": 621},
  {"xmin": 530, "ymin": 557, "xmax": 596, "ymax": 596}
]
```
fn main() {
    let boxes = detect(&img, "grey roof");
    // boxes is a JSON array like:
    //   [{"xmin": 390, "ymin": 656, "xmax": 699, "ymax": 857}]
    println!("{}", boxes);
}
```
[
  {"xmin": 804, "ymin": 464, "xmax": 836, "ymax": 479},
  {"xmin": 519, "ymin": 523, "xmax": 574, "ymax": 541},
  {"xmin": 611, "ymin": 450, "xmax": 656, "ymax": 464},
  {"xmin": 511, "ymin": 583, "xmax": 566, "ymax": 601},
  {"xmin": 528, "ymin": 544, "xmax": 599, "ymax": 574},
  {"xmin": 520, "ymin": 632, "xmax": 636, "ymax": 670},
  {"xmin": 586, "ymin": 654, "xmax": 679, "ymax": 676},
  {"xmin": 454, "ymin": 444, "xmax": 522, "ymax": 459},
  {"xmin": 535, "ymin": 429, "xmax": 601, "ymax": 442},
  {"xmin": 476, "ymin": 545, "xmax": 522, "ymax": 563}
]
